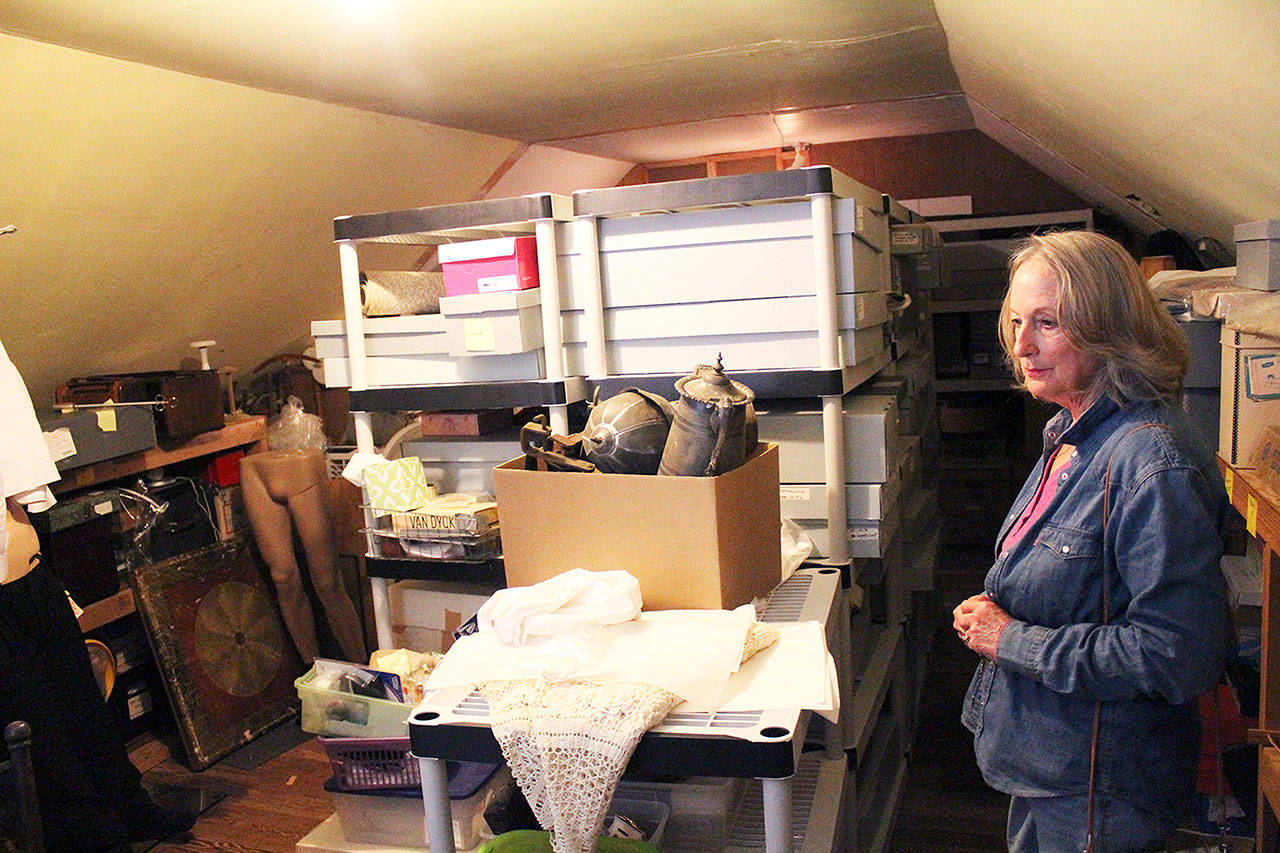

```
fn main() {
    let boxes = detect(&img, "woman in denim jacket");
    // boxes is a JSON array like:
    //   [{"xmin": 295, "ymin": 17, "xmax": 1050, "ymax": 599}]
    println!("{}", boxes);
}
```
[{"xmin": 952, "ymin": 231, "xmax": 1232, "ymax": 851}]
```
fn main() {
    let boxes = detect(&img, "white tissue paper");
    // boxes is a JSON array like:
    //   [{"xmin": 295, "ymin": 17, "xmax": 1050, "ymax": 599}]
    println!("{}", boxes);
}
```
[
  {"xmin": 427, "ymin": 604, "xmax": 756, "ymax": 709},
  {"xmin": 340, "ymin": 452, "xmax": 388, "ymax": 487},
  {"xmin": 477, "ymin": 568, "xmax": 642, "ymax": 647}
]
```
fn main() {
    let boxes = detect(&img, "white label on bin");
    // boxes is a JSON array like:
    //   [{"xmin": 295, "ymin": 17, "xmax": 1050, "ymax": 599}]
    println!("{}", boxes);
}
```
[
  {"xmin": 42, "ymin": 427, "xmax": 76, "ymax": 463},
  {"xmin": 477, "ymin": 274, "xmax": 518, "ymax": 292},
  {"xmin": 779, "ymin": 486, "xmax": 811, "ymax": 501}
]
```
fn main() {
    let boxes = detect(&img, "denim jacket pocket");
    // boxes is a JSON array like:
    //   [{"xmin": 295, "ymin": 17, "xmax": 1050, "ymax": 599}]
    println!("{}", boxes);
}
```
[
  {"xmin": 1024, "ymin": 523, "xmax": 1104, "ymax": 623},
  {"xmin": 1031, "ymin": 522, "xmax": 1101, "ymax": 561}
]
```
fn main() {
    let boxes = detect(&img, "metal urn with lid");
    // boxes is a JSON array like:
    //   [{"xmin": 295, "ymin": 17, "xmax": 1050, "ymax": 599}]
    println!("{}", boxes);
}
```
[
  {"xmin": 658, "ymin": 355, "xmax": 757, "ymax": 477},
  {"xmin": 579, "ymin": 387, "xmax": 675, "ymax": 474}
]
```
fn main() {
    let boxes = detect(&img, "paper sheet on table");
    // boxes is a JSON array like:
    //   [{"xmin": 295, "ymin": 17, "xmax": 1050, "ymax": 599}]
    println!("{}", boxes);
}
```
[
  {"xmin": 425, "ymin": 606, "xmax": 754, "ymax": 709},
  {"xmin": 709, "ymin": 621, "xmax": 840, "ymax": 723}
]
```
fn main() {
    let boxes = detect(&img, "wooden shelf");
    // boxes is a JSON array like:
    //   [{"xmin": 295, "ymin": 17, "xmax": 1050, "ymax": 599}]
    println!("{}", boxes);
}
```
[
  {"xmin": 1219, "ymin": 456, "xmax": 1280, "ymax": 849},
  {"xmin": 1219, "ymin": 459, "xmax": 1280, "ymax": 549},
  {"xmin": 77, "ymin": 587, "xmax": 136, "ymax": 633},
  {"xmin": 52, "ymin": 414, "xmax": 266, "ymax": 494},
  {"xmin": 55, "ymin": 415, "xmax": 266, "ymax": 635}
]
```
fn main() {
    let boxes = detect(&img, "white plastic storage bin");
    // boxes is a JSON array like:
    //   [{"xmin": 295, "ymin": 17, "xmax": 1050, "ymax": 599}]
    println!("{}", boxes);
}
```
[
  {"xmin": 615, "ymin": 777, "xmax": 741, "ymax": 848},
  {"xmin": 321, "ymin": 350, "xmax": 546, "ymax": 388},
  {"xmin": 439, "ymin": 288, "xmax": 544, "ymax": 356},
  {"xmin": 564, "ymin": 197, "xmax": 888, "ymax": 308},
  {"xmin": 313, "ymin": 315, "xmax": 450, "ymax": 359},
  {"xmin": 400, "ymin": 431, "xmax": 523, "ymax": 494},
  {"xmin": 562, "ymin": 321, "xmax": 888, "ymax": 374},
  {"xmin": 779, "ymin": 478, "xmax": 901, "ymax": 523},
  {"xmin": 792, "ymin": 496, "xmax": 902, "ymax": 560},
  {"xmin": 604, "ymin": 798, "xmax": 670, "ymax": 847},
  {"xmin": 755, "ymin": 394, "xmax": 900, "ymax": 483}
]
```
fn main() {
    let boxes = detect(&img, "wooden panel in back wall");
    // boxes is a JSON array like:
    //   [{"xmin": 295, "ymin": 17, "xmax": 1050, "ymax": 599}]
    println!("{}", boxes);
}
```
[{"xmin": 812, "ymin": 129, "xmax": 1087, "ymax": 216}]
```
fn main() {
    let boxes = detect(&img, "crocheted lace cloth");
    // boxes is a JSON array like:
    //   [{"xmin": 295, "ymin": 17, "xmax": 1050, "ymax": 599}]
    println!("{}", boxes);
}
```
[
  {"xmin": 480, "ymin": 678, "xmax": 679, "ymax": 853},
  {"xmin": 478, "ymin": 621, "xmax": 781, "ymax": 853}
]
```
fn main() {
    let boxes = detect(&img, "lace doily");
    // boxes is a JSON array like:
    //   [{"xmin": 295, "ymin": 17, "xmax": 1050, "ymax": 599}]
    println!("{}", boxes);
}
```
[{"xmin": 480, "ymin": 679, "xmax": 680, "ymax": 853}]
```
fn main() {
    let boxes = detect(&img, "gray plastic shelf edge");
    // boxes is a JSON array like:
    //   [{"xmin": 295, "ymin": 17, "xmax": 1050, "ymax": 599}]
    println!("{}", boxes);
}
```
[{"xmin": 334, "ymin": 194, "xmax": 568, "ymax": 242}]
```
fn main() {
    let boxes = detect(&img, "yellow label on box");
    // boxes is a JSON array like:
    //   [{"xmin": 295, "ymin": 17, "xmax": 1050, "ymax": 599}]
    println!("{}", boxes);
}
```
[
  {"xmin": 95, "ymin": 407, "xmax": 117, "ymax": 432},
  {"xmin": 1225, "ymin": 468, "xmax": 1234, "ymax": 503},
  {"xmin": 1247, "ymin": 494, "xmax": 1259, "ymax": 537},
  {"xmin": 463, "ymin": 318, "xmax": 496, "ymax": 351}
]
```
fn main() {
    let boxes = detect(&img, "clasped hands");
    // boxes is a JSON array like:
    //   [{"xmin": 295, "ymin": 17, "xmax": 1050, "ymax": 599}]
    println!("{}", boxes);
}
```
[{"xmin": 952, "ymin": 593, "xmax": 1012, "ymax": 661}]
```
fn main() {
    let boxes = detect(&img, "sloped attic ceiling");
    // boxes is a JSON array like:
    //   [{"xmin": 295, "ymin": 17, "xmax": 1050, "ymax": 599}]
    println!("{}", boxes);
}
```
[
  {"xmin": 1, "ymin": 0, "xmax": 1276, "ymax": 405},
  {"xmin": 934, "ymin": 0, "xmax": 1280, "ymax": 247},
  {"xmin": 0, "ymin": 0, "xmax": 961, "ymax": 142}
]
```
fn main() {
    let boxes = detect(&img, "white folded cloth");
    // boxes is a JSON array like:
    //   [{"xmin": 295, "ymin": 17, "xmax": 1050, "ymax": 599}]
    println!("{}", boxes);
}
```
[{"xmin": 476, "ymin": 568, "xmax": 642, "ymax": 647}]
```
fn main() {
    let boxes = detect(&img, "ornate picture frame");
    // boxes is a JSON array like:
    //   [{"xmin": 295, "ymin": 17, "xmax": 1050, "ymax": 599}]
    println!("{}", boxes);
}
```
[{"xmin": 129, "ymin": 537, "xmax": 304, "ymax": 769}]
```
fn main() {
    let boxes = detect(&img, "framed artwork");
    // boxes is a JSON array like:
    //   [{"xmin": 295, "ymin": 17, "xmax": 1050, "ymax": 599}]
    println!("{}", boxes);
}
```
[{"xmin": 129, "ymin": 537, "xmax": 304, "ymax": 769}]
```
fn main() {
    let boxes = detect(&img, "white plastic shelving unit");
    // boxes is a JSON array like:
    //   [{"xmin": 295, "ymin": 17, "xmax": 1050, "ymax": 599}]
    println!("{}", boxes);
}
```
[
  {"xmin": 332, "ymin": 193, "xmax": 578, "ymax": 649},
  {"xmin": 408, "ymin": 567, "xmax": 846, "ymax": 853}
]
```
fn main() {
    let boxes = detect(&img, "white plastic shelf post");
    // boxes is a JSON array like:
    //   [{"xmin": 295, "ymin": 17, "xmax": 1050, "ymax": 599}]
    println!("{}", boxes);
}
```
[
  {"xmin": 535, "ymin": 216, "xmax": 570, "ymax": 436},
  {"xmin": 809, "ymin": 193, "xmax": 850, "ymax": 566},
  {"xmin": 338, "ymin": 238, "xmax": 394, "ymax": 650}
]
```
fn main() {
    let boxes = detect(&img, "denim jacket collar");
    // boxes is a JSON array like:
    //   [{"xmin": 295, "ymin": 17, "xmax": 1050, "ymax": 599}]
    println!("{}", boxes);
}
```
[{"xmin": 1041, "ymin": 394, "xmax": 1122, "ymax": 458}]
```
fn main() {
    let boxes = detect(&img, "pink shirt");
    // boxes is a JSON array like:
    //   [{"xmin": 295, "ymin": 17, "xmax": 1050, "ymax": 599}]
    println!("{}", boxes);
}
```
[{"xmin": 1001, "ymin": 445, "xmax": 1075, "ymax": 554}]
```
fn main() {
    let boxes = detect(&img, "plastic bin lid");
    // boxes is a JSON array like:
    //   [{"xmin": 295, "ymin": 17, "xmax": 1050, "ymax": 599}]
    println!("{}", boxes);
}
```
[
  {"xmin": 323, "ymin": 760, "xmax": 499, "ymax": 800},
  {"xmin": 1235, "ymin": 219, "xmax": 1280, "ymax": 242}
]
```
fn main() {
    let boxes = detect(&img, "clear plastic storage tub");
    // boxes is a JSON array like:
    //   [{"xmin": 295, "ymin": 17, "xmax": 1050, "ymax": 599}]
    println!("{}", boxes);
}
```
[{"xmin": 295, "ymin": 665, "xmax": 412, "ymax": 738}]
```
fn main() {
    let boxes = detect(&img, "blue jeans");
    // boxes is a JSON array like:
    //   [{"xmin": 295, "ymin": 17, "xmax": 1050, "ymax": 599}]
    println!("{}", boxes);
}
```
[{"xmin": 1008, "ymin": 793, "xmax": 1173, "ymax": 852}]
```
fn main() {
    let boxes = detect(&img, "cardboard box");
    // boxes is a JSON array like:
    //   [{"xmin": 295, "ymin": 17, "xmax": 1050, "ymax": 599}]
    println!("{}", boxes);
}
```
[
  {"xmin": 1234, "ymin": 219, "xmax": 1280, "ymax": 291},
  {"xmin": 1252, "ymin": 424, "xmax": 1280, "ymax": 496},
  {"xmin": 388, "ymin": 581, "xmax": 491, "ymax": 653},
  {"xmin": 493, "ymin": 443, "xmax": 782, "ymax": 611},
  {"xmin": 439, "ymin": 235, "xmax": 540, "ymax": 296},
  {"xmin": 1219, "ymin": 328, "xmax": 1280, "ymax": 467}
]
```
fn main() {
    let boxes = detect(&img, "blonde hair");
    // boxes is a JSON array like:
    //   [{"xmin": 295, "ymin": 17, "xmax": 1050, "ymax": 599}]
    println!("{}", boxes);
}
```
[{"xmin": 999, "ymin": 231, "xmax": 1188, "ymax": 403}]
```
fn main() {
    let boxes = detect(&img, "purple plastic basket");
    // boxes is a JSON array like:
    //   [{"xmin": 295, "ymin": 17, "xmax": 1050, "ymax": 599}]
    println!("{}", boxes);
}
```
[
  {"xmin": 321, "ymin": 736, "xmax": 419, "ymax": 791},
  {"xmin": 321, "ymin": 735, "xmax": 499, "ymax": 796}
]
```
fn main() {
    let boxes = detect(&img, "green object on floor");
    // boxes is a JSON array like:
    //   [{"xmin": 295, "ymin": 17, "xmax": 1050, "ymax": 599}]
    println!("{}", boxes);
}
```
[{"xmin": 477, "ymin": 829, "xmax": 659, "ymax": 853}]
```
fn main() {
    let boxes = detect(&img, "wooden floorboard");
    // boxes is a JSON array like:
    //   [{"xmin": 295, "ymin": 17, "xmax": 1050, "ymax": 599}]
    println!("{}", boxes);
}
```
[{"xmin": 141, "ymin": 735, "xmax": 334, "ymax": 852}]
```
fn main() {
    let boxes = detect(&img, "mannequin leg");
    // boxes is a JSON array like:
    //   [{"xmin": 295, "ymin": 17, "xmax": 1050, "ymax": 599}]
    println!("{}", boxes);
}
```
[
  {"xmin": 287, "ymin": 483, "xmax": 367, "ymax": 662},
  {"xmin": 239, "ymin": 450, "xmax": 367, "ymax": 663},
  {"xmin": 239, "ymin": 454, "xmax": 321, "ymax": 662}
]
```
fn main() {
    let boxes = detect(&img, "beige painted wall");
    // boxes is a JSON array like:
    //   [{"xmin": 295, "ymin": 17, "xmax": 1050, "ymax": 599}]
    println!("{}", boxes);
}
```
[{"xmin": 0, "ymin": 33, "xmax": 520, "ymax": 405}]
